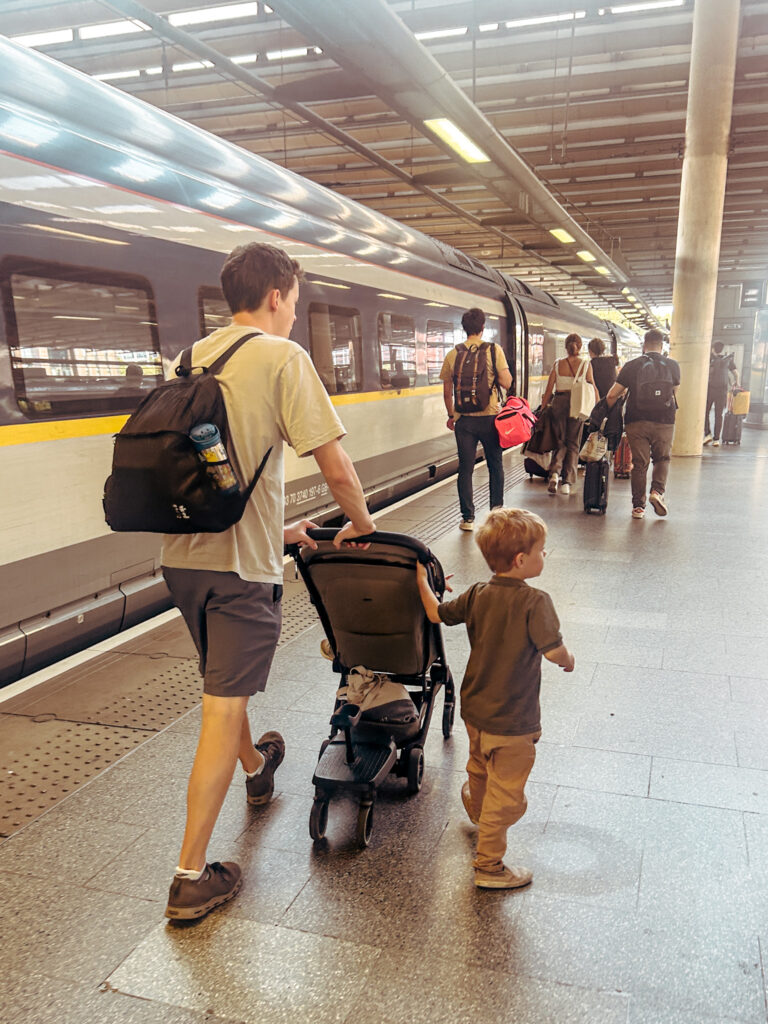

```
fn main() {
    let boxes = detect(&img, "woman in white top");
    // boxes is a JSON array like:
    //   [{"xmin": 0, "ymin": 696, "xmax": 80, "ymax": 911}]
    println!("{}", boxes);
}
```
[{"xmin": 540, "ymin": 333, "xmax": 599, "ymax": 495}]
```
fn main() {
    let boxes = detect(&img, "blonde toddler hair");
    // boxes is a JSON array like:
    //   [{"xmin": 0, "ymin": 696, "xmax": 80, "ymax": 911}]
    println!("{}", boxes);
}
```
[{"xmin": 475, "ymin": 508, "xmax": 547, "ymax": 573}]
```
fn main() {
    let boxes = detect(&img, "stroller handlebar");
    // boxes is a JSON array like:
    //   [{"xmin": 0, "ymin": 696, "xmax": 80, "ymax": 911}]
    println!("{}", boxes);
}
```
[{"xmin": 287, "ymin": 527, "xmax": 435, "ymax": 564}]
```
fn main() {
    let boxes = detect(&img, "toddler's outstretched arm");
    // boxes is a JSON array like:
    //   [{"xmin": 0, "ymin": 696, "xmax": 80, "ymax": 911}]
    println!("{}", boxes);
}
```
[
  {"xmin": 416, "ymin": 562, "xmax": 442, "ymax": 624},
  {"xmin": 544, "ymin": 643, "xmax": 575, "ymax": 672}
]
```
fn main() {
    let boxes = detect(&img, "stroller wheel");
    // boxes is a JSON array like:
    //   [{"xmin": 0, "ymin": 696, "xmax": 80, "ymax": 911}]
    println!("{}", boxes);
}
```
[
  {"xmin": 406, "ymin": 747, "xmax": 425, "ymax": 794},
  {"xmin": 356, "ymin": 801, "xmax": 374, "ymax": 847},
  {"xmin": 309, "ymin": 797, "xmax": 329, "ymax": 842},
  {"xmin": 442, "ymin": 700, "xmax": 455, "ymax": 739}
]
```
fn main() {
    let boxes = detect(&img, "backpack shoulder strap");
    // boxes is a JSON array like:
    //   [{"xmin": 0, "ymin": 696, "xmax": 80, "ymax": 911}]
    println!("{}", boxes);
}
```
[{"xmin": 176, "ymin": 331, "xmax": 263, "ymax": 379}]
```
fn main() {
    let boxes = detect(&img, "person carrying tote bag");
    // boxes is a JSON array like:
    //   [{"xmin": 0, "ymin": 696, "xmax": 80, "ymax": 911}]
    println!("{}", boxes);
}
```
[{"xmin": 540, "ymin": 334, "xmax": 599, "ymax": 495}]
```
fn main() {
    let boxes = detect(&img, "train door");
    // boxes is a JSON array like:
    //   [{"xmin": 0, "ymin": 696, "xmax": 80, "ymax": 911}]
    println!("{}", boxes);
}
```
[{"xmin": 502, "ymin": 292, "xmax": 527, "ymax": 397}]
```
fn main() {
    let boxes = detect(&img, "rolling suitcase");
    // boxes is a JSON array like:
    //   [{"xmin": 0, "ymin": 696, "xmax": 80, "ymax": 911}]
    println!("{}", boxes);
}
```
[
  {"xmin": 584, "ymin": 456, "xmax": 609, "ymax": 515},
  {"xmin": 524, "ymin": 452, "xmax": 550, "ymax": 479},
  {"xmin": 722, "ymin": 411, "xmax": 742, "ymax": 445},
  {"xmin": 613, "ymin": 433, "xmax": 632, "ymax": 478}
]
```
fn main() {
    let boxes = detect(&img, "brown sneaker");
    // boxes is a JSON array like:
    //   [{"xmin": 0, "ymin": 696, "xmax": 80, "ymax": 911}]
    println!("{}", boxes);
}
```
[
  {"xmin": 165, "ymin": 861, "xmax": 241, "ymax": 920},
  {"xmin": 461, "ymin": 780, "xmax": 479, "ymax": 825},
  {"xmin": 474, "ymin": 864, "xmax": 533, "ymax": 890},
  {"xmin": 245, "ymin": 731, "xmax": 285, "ymax": 806}
]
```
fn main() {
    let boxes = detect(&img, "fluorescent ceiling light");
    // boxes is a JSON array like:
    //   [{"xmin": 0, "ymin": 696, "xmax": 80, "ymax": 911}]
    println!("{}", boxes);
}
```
[
  {"xmin": 172, "ymin": 60, "xmax": 214, "ymax": 72},
  {"xmin": 267, "ymin": 47, "xmax": 309, "ymax": 60},
  {"xmin": 621, "ymin": 287, "xmax": 631, "ymax": 294},
  {"xmin": 426, "ymin": 302, "xmax": 449, "ymax": 307},
  {"xmin": 232, "ymin": 53, "xmax": 258, "ymax": 65},
  {"xmin": 603, "ymin": 0, "xmax": 683, "ymax": 13},
  {"xmin": 626, "ymin": 294, "xmax": 637, "ymax": 301},
  {"xmin": 415, "ymin": 27, "xmax": 468, "ymax": 40},
  {"xmin": 53, "ymin": 315, "xmax": 102, "ymax": 321},
  {"xmin": 550, "ymin": 228, "xmax": 575, "ymax": 244},
  {"xmin": 479, "ymin": 23, "xmax": 499, "ymax": 31},
  {"xmin": 577, "ymin": 250, "xmax": 596, "ymax": 262},
  {"xmin": 145, "ymin": 67, "xmax": 163, "ymax": 75},
  {"xmin": 378, "ymin": 293, "xmax": 407, "ymax": 300},
  {"xmin": 170, "ymin": 3, "xmax": 258, "ymax": 27},
  {"xmin": 309, "ymin": 280, "xmax": 350, "ymax": 289},
  {"xmin": 80, "ymin": 20, "xmax": 148, "ymax": 39},
  {"xmin": 94, "ymin": 70, "xmax": 141, "ymax": 81},
  {"xmin": 423, "ymin": 118, "xmax": 490, "ymax": 163},
  {"xmin": 12, "ymin": 29, "xmax": 73, "ymax": 47},
  {"xmin": 595, "ymin": 266, "xmax": 611, "ymax": 276},
  {"xmin": 506, "ymin": 11, "xmax": 586, "ymax": 29}
]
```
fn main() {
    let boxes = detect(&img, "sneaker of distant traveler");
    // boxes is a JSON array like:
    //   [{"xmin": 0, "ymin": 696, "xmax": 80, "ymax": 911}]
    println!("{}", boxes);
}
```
[
  {"xmin": 712, "ymin": 439, "xmax": 721, "ymax": 447},
  {"xmin": 649, "ymin": 491, "xmax": 668, "ymax": 517},
  {"xmin": 547, "ymin": 474, "xmax": 558, "ymax": 494},
  {"xmin": 560, "ymin": 483, "xmax": 571, "ymax": 495},
  {"xmin": 165, "ymin": 861, "xmax": 242, "ymax": 920},
  {"xmin": 631, "ymin": 507, "xmax": 645, "ymax": 520},
  {"xmin": 703, "ymin": 434, "xmax": 713, "ymax": 445},
  {"xmin": 245, "ymin": 731, "xmax": 285, "ymax": 806},
  {"xmin": 474, "ymin": 864, "xmax": 533, "ymax": 890},
  {"xmin": 459, "ymin": 519, "xmax": 474, "ymax": 531}
]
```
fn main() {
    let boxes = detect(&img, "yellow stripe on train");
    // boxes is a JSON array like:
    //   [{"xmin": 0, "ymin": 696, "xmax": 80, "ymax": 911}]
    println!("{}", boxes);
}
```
[{"xmin": 0, "ymin": 385, "xmax": 444, "ymax": 447}]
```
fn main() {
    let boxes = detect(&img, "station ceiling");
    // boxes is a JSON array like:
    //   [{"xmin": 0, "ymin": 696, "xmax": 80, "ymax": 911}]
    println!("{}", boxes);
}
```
[{"xmin": 2, "ymin": 0, "xmax": 767, "ymax": 329}]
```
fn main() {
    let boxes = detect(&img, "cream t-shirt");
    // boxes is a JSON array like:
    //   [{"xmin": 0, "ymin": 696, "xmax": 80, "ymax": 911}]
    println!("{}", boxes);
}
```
[{"xmin": 161, "ymin": 324, "xmax": 345, "ymax": 585}]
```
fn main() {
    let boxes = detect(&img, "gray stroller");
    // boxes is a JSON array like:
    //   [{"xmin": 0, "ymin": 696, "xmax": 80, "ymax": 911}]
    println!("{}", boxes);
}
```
[{"xmin": 288, "ymin": 529, "xmax": 455, "ymax": 847}]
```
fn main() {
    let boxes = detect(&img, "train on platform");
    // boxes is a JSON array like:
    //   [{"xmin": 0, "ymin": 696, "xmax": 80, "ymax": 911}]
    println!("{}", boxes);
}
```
[{"xmin": 0, "ymin": 37, "xmax": 641, "ymax": 685}]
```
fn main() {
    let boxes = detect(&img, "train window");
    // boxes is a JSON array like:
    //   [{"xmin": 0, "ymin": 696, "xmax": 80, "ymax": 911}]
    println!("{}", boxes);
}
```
[
  {"xmin": 426, "ymin": 320, "xmax": 457, "ymax": 383},
  {"xmin": 199, "ymin": 286, "xmax": 231, "ymax": 336},
  {"xmin": 308, "ymin": 303, "xmax": 363, "ymax": 395},
  {"xmin": 378, "ymin": 312, "xmax": 416, "ymax": 388},
  {"xmin": 1, "ymin": 261, "xmax": 161, "ymax": 419}
]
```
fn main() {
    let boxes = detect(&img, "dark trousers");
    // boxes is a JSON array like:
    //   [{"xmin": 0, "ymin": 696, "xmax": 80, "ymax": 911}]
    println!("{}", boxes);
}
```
[
  {"xmin": 546, "ymin": 394, "xmax": 583, "ymax": 486},
  {"xmin": 705, "ymin": 386, "xmax": 727, "ymax": 440},
  {"xmin": 455, "ymin": 414, "xmax": 504, "ymax": 521}
]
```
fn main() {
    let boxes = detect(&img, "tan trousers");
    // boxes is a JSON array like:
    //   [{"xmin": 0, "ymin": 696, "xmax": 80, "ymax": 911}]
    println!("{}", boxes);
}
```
[{"xmin": 465, "ymin": 723, "xmax": 540, "ymax": 872}]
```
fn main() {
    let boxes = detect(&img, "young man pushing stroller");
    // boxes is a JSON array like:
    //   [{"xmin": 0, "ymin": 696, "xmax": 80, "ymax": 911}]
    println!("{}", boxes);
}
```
[{"xmin": 416, "ymin": 508, "xmax": 573, "ymax": 889}]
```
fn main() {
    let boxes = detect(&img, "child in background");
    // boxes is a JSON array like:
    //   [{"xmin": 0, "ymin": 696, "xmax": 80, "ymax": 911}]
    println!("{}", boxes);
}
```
[{"xmin": 416, "ymin": 507, "xmax": 574, "ymax": 889}]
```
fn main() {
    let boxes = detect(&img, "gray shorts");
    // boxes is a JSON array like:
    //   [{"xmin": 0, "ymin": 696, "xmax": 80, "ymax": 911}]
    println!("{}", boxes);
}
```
[{"xmin": 162, "ymin": 567, "xmax": 282, "ymax": 697}]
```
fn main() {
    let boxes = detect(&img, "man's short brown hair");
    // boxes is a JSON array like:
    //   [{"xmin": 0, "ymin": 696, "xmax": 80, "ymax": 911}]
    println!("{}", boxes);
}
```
[
  {"xmin": 221, "ymin": 242, "xmax": 303, "ymax": 315},
  {"xmin": 643, "ymin": 328, "xmax": 665, "ymax": 350},
  {"xmin": 461, "ymin": 307, "xmax": 485, "ymax": 337},
  {"xmin": 475, "ymin": 508, "xmax": 547, "ymax": 573}
]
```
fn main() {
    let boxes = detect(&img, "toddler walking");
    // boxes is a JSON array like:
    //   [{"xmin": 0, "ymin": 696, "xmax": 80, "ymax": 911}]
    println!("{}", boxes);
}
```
[{"xmin": 417, "ymin": 507, "xmax": 574, "ymax": 889}]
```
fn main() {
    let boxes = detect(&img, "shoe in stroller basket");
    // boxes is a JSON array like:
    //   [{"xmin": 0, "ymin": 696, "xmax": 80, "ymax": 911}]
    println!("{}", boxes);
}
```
[{"xmin": 287, "ymin": 529, "xmax": 455, "ymax": 848}]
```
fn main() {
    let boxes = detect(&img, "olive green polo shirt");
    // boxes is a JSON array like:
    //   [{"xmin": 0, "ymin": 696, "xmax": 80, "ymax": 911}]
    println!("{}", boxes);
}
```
[{"xmin": 438, "ymin": 576, "xmax": 562, "ymax": 735}]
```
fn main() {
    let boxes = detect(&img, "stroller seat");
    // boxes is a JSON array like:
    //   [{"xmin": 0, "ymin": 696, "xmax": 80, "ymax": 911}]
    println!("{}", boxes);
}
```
[{"xmin": 287, "ymin": 529, "xmax": 455, "ymax": 848}]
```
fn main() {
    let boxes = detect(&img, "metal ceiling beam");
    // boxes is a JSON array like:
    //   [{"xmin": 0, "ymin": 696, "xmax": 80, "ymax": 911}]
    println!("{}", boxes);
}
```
[{"xmin": 268, "ymin": 0, "xmax": 629, "ymax": 283}]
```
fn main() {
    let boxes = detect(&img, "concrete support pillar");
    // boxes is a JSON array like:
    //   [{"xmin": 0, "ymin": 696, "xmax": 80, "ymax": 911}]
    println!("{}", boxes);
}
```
[{"xmin": 669, "ymin": 0, "xmax": 741, "ymax": 456}]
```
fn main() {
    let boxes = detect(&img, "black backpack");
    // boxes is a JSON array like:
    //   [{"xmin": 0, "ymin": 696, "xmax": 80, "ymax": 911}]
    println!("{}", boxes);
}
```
[
  {"xmin": 103, "ymin": 332, "xmax": 271, "ymax": 534},
  {"xmin": 634, "ymin": 355, "xmax": 676, "ymax": 415},
  {"xmin": 709, "ymin": 353, "xmax": 732, "ymax": 390},
  {"xmin": 453, "ymin": 342, "xmax": 499, "ymax": 413}
]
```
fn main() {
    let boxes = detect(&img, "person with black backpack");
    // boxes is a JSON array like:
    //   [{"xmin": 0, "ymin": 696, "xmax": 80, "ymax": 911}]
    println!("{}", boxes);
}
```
[
  {"xmin": 703, "ymin": 341, "xmax": 738, "ymax": 447},
  {"xmin": 604, "ymin": 328, "xmax": 680, "ymax": 519},
  {"xmin": 439, "ymin": 307, "xmax": 512, "ymax": 531},
  {"xmin": 160, "ymin": 243, "xmax": 375, "ymax": 921}
]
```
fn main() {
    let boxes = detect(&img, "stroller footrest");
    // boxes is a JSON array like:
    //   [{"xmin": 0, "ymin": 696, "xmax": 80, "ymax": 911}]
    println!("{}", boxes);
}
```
[{"xmin": 313, "ymin": 739, "xmax": 396, "ymax": 791}]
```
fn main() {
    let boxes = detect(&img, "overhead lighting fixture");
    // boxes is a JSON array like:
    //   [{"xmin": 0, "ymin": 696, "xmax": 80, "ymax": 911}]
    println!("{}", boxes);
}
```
[
  {"xmin": 377, "ymin": 293, "xmax": 407, "ymax": 301},
  {"xmin": 267, "ymin": 46, "xmax": 310, "ymax": 60},
  {"xmin": 12, "ymin": 28, "xmax": 73, "ymax": 47},
  {"xmin": 169, "ymin": 3, "xmax": 259, "ymax": 27},
  {"xmin": 309, "ymin": 280, "xmax": 350, "ymax": 289},
  {"xmin": 479, "ymin": 23, "xmax": 499, "ymax": 31},
  {"xmin": 415, "ymin": 27, "xmax": 468, "ymax": 40},
  {"xmin": 506, "ymin": 11, "xmax": 586, "ymax": 29},
  {"xmin": 577, "ymin": 250, "xmax": 596, "ymax": 262},
  {"xmin": 94, "ymin": 70, "xmax": 141, "ymax": 81},
  {"xmin": 550, "ymin": 228, "xmax": 575, "ymax": 244},
  {"xmin": 626, "ymin": 294, "xmax": 637, "ymax": 301},
  {"xmin": 80, "ymin": 20, "xmax": 149, "ymax": 39},
  {"xmin": 172, "ymin": 60, "xmax": 214, "ymax": 72},
  {"xmin": 595, "ymin": 266, "xmax": 611, "ymax": 276},
  {"xmin": 423, "ymin": 118, "xmax": 490, "ymax": 163},
  {"xmin": 232, "ymin": 53, "xmax": 258, "ymax": 65},
  {"xmin": 621, "ymin": 287, "xmax": 631, "ymax": 294},
  {"xmin": 602, "ymin": 0, "xmax": 683, "ymax": 13}
]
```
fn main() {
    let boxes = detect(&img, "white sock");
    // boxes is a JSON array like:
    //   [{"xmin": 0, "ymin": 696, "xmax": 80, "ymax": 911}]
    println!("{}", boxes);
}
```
[
  {"xmin": 245, "ymin": 750, "xmax": 266, "ymax": 778},
  {"xmin": 175, "ymin": 865, "xmax": 205, "ymax": 880}
]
